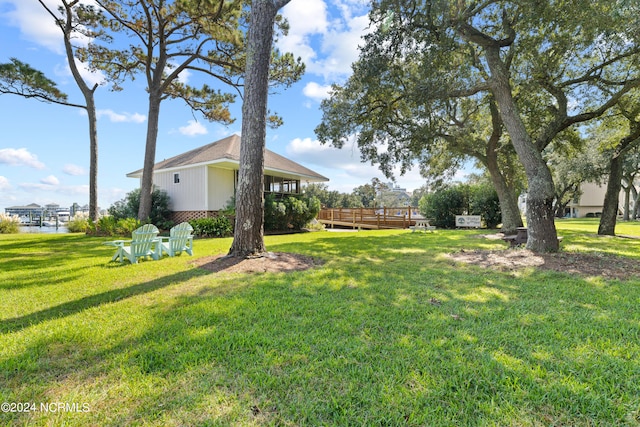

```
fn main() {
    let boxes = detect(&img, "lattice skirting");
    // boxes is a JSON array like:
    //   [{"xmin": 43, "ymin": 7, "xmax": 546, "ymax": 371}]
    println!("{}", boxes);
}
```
[{"xmin": 170, "ymin": 210, "xmax": 227, "ymax": 224}]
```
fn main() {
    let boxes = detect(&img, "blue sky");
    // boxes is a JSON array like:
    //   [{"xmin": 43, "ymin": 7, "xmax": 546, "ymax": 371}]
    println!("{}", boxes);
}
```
[{"xmin": 0, "ymin": 0, "xmax": 430, "ymax": 213}]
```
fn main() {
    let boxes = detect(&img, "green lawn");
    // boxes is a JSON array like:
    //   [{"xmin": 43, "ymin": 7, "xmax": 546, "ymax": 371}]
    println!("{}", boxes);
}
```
[{"xmin": 1, "ymin": 219, "xmax": 639, "ymax": 426}]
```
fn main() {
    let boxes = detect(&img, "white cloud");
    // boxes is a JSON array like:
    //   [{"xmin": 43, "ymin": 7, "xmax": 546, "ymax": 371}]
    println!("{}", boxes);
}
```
[
  {"xmin": 100, "ymin": 186, "xmax": 129, "ymax": 207},
  {"xmin": 63, "ymin": 164, "xmax": 86, "ymax": 176},
  {"xmin": 54, "ymin": 58, "xmax": 106, "ymax": 88},
  {"xmin": 0, "ymin": 176, "xmax": 10, "ymax": 191},
  {"xmin": 278, "ymin": 1, "xmax": 370, "ymax": 81},
  {"xmin": 41, "ymin": 175, "xmax": 60, "ymax": 185},
  {"xmin": 1, "ymin": 0, "xmax": 97, "ymax": 54},
  {"xmin": 286, "ymin": 136, "xmax": 361, "ymax": 168},
  {"xmin": 285, "ymin": 136, "xmax": 427, "ymax": 192},
  {"xmin": 19, "ymin": 183, "xmax": 54, "ymax": 191},
  {"xmin": 177, "ymin": 69, "xmax": 191, "ymax": 84},
  {"xmin": 18, "ymin": 182, "xmax": 88, "ymax": 196},
  {"xmin": 179, "ymin": 120, "xmax": 208, "ymax": 136},
  {"xmin": 60, "ymin": 184, "xmax": 89, "ymax": 196},
  {"xmin": 302, "ymin": 82, "xmax": 332, "ymax": 102},
  {"xmin": 0, "ymin": 148, "xmax": 46, "ymax": 169},
  {"xmin": 96, "ymin": 110, "xmax": 146, "ymax": 123}
]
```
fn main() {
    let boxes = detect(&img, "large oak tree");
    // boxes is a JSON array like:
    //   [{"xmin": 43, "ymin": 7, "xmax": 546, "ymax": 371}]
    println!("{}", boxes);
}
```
[{"xmin": 321, "ymin": 0, "xmax": 640, "ymax": 252}]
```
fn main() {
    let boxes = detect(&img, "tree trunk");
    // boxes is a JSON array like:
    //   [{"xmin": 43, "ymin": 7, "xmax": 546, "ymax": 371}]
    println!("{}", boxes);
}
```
[
  {"xmin": 598, "ymin": 126, "xmax": 640, "ymax": 233},
  {"xmin": 86, "ymin": 96, "xmax": 99, "ymax": 221},
  {"xmin": 622, "ymin": 183, "xmax": 631, "ymax": 221},
  {"xmin": 598, "ymin": 154, "xmax": 623, "ymax": 235},
  {"xmin": 484, "ymin": 47, "xmax": 558, "ymax": 252},
  {"xmin": 484, "ymin": 99, "xmax": 523, "ymax": 235},
  {"xmin": 632, "ymin": 185, "xmax": 640, "ymax": 219},
  {"xmin": 485, "ymin": 151, "xmax": 522, "ymax": 235},
  {"xmin": 138, "ymin": 91, "xmax": 162, "ymax": 221},
  {"xmin": 228, "ymin": 0, "xmax": 290, "ymax": 257},
  {"xmin": 58, "ymin": 0, "xmax": 100, "ymax": 221}
]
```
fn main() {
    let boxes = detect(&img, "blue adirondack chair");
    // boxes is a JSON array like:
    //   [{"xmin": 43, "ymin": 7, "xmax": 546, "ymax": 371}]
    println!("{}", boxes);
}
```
[
  {"xmin": 159, "ymin": 222, "xmax": 194, "ymax": 257},
  {"xmin": 107, "ymin": 224, "xmax": 160, "ymax": 264}
]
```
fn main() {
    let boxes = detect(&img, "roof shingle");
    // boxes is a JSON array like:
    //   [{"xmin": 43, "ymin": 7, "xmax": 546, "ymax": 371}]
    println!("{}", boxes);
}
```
[{"xmin": 127, "ymin": 134, "xmax": 328, "ymax": 182}]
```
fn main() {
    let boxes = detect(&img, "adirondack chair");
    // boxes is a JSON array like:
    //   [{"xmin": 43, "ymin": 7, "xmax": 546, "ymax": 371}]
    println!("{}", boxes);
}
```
[
  {"xmin": 108, "ymin": 224, "xmax": 160, "ymax": 264},
  {"xmin": 159, "ymin": 222, "xmax": 194, "ymax": 257}
]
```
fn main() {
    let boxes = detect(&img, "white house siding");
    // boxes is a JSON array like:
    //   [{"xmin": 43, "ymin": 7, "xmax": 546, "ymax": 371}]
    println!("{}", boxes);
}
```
[
  {"xmin": 207, "ymin": 166, "xmax": 235, "ymax": 211},
  {"xmin": 568, "ymin": 182, "xmax": 624, "ymax": 218},
  {"xmin": 155, "ymin": 166, "xmax": 207, "ymax": 211}
]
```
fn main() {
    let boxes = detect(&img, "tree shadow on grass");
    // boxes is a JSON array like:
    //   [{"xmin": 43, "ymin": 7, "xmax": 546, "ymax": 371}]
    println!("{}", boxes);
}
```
[
  {"xmin": 2, "ymin": 231, "xmax": 639, "ymax": 425},
  {"xmin": 0, "ymin": 268, "xmax": 211, "ymax": 334}
]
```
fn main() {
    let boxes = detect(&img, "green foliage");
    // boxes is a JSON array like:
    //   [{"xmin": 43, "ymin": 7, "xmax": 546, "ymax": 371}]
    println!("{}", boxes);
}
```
[
  {"xmin": 419, "ymin": 185, "xmax": 467, "ymax": 229},
  {"xmin": 189, "ymin": 216, "xmax": 233, "ymax": 238},
  {"xmin": 264, "ymin": 194, "xmax": 321, "ymax": 231},
  {"xmin": 419, "ymin": 183, "xmax": 502, "ymax": 229},
  {"xmin": 352, "ymin": 182, "xmax": 377, "ymax": 207},
  {"xmin": 303, "ymin": 183, "xmax": 362, "ymax": 208},
  {"xmin": 0, "ymin": 58, "xmax": 68, "ymax": 102},
  {"xmin": 66, "ymin": 212, "xmax": 90, "ymax": 233},
  {"xmin": 468, "ymin": 183, "xmax": 502, "ymax": 229},
  {"xmin": 108, "ymin": 187, "xmax": 173, "ymax": 230},
  {"xmin": 88, "ymin": 216, "xmax": 141, "ymax": 237},
  {"xmin": 0, "ymin": 213, "xmax": 20, "ymax": 234}
]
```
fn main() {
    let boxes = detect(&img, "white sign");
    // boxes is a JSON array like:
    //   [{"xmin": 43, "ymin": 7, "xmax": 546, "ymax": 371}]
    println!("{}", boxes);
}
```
[{"xmin": 455, "ymin": 215, "xmax": 482, "ymax": 228}]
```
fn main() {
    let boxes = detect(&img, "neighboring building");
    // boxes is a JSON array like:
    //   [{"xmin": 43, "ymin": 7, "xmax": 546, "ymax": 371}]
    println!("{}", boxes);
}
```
[
  {"xmin": 5, "ymin": 203, "xmax": 78, "ymax": 222},
  {"xmin": 5, "ymin": 203, "xmax": 44, "ymax": 219},
  {"xmin": 127, "ymin": 134, "xmax": 329, "ymax": 223},
  {"xmin": 567, "ymin": 182, "xmax": 623, "ymax": 218},
  {"xmin": 519, "ymin": 182, "xmax": 625, "ymax": 218}
]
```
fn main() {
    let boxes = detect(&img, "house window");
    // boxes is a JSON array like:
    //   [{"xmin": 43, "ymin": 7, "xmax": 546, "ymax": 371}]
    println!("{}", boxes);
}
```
[{"xmin": 174, "ymin": 173, "xmax": 180, "ymax": 184}]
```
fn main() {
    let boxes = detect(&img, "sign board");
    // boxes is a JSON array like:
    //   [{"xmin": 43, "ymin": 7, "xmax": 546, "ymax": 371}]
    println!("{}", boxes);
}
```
[{"xmin": 455, "ymin": 215, "xmax": 482, "ymax": 228}]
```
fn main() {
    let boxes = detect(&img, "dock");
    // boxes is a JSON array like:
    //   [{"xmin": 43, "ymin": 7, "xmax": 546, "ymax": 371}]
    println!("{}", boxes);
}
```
[{"xmin": 318, "ymin": 207, "xmax": 421, "ymax": 230}]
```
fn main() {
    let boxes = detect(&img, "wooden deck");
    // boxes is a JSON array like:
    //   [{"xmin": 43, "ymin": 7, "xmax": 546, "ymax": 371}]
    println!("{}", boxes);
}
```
[{"xmin": 318, "ymin": 207, "xmax": 422, "ymax": 230}]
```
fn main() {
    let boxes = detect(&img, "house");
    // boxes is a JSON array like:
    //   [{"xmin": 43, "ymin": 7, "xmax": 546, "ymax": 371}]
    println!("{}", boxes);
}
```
[
  {"xmin": 127, "ymin": 134, "xmax": 329, "ymax": 223},
  {"xmin": 518, "ymin": 181, "xmax": 625, "ymax": 218},
  {"xmin": 5, "ymin": 203, "xmax": 44, "ymax": 219},
  {"xmin": 566, "ymin": 182, "xmax": 623, "ymax": 218}
]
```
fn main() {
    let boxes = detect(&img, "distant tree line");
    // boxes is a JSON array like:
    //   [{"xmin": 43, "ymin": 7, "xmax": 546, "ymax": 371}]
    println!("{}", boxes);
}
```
[{"xmin": 303, "ymin": 178, "xmax": 428, "ymax": 209}]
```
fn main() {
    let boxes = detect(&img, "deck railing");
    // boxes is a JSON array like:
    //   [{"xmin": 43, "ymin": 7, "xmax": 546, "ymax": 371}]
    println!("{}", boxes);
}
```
[{"xmin": 317, "ymin": 207, "xmax": 422, "ymax": 229}]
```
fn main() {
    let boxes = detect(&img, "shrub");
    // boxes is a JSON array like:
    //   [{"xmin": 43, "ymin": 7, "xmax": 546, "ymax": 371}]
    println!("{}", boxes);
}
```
[
  {"xmin": 419, "ymin": 183, "xmax": 502, "ymax": 229},
  {"xmin": 115, "ymin": 218, "xmax": 143, "ymax": 236},
  {"xmin": 0, "ymin": 213, "xmax": 20, "ymax": 234},
  {"xmin": 264, "ymin": 194, "xmax": 321, "ymax": 232},
  {"xmin": 264, "ymin": 195, "xmax": 288, "ymax": 231},
  {"xmin": 189, "ymin": 216, "xmax": 233, "ymax": 238},
  {"xmin": 108, "ymin": 187, "xmax": 173, "ymax": 230},
  {"xmin": 87, "ymin": 216, "xmax": 141, "ymax": 237},
  {"xmin": 469, "ymin": 183, "xmax": 501, "ymax": 229},
  {"xmin": 419, "ymin": 185, "xmax": 467, "ymax": 228},
  {"xmin": 67, "ymin": 212, "xmax": 90, "ymax": 233}
]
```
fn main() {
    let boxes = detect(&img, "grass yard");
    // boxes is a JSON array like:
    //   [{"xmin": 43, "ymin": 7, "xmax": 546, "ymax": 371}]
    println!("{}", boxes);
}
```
[{"xmin": 1, "ymin": 219, "xmax": 639, "ymax": 426}]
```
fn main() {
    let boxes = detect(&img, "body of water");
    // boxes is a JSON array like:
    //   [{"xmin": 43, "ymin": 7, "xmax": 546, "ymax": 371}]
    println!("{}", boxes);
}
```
[{"xmin": 20, "ymin": 226, "xmax": 70, "ymax": 234}]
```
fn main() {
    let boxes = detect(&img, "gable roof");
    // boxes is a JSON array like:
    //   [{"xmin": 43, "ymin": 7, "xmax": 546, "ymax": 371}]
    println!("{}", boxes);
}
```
[{"xmin": 127, "ymin": 134, "xmax": 328, "ymax": 182}]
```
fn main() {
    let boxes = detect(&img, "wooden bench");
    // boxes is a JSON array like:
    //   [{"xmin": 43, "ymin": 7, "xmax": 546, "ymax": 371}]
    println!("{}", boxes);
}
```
[{"xmin": 410, "ymin": 220, "xmax": 436, "ymax": 233}]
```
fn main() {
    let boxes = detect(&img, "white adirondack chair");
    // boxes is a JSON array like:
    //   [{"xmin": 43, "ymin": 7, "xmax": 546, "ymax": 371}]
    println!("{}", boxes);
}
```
[
  {"xmin": 108, "ymin": 224, "xmax": 160, "ymax": 264},
  {"xmin": 159, "ymin": 222, "xmax": 194, "ymax": 257}
]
